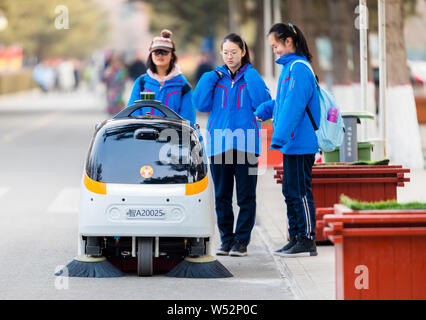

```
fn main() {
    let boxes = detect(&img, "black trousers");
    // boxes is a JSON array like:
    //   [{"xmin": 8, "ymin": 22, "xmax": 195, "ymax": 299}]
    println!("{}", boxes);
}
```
[
  {"xmin": 209, "ymin": 150, "xmax": 258, "ymax": 246},
  {"xmin": 281, "ymin": 154, "xmax": 316, "ymax": 240}
]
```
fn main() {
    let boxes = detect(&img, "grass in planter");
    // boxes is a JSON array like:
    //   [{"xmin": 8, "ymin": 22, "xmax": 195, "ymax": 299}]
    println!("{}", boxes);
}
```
[
  {"xmin": 349, "ymin": 159, "xmax": 390, "ymax": 166},
  {"xmin": 340, "ymin": 195, "xmax": 426, "ymax": 210},
  {"xmin": 314, "ymin": 159, "xmax": 390, "ymax": 166}
]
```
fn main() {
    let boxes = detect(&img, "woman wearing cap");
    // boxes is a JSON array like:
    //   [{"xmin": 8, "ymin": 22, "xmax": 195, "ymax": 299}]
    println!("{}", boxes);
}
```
[
  {"xmin": 102, "ymin": 54, "xmax": 128, "ymax": 115},
  {"xmin": 255, "ymin": 23, "xmax": 320, "ymax": 257},
  {"xmin": 128, "ymin": 29, "xmax": 195, "ymax": 124},
  {"xmin": 192, "ymin": 33, "xmax": 271, "ymax": 257}
]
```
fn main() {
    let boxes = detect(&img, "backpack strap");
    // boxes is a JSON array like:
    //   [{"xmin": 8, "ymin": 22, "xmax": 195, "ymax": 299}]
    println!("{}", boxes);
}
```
[
  {"xmin": 289, "ymin": 60, "xmax": 318, "ymax": 131},
  {"xmin": 305, "ymin": 106, "xmax": 318, "ymax": 131},
  {"xmin": 182, "ymin": 82, "xmax": 192, "ymax": 95},
  {"xmin": 290, "ymin": 60, "xmax": 318, "ymax": 85}
]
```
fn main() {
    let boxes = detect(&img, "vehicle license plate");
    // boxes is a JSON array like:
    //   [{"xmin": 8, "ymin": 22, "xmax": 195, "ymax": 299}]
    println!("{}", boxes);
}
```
[{"xmin": 126, "ymin": 208, "xmax": 166, "ymax": 219}]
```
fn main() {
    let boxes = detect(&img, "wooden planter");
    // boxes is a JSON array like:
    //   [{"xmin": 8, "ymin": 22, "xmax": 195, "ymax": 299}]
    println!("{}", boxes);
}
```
[
  {"xmin": 258, "ymin": 123, "xmax": 283, "ymax": 168},
  {"xmin": 323, "ymin": 204, "xmax": 426, "ymax": 300},
  {"xmin": 273, "ymin": 164, "xmax": 410, "ymax": 242},
  {"xmin": 415, "ymin": 96, "xmax": 426, "ymax": 123}
]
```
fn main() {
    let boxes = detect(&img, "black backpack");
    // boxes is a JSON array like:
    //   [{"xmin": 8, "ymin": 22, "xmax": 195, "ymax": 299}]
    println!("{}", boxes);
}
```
[{"xmin": 139, "ymin": 74, "xmax": 192, "ymax": 96}]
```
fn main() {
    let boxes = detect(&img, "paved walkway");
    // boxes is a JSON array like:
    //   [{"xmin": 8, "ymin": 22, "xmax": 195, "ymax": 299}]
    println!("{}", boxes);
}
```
[
  {"xmin": 255, "ymin": 165, "xmax": 426, "ymax": 300},
  {"xmin": 255, "ymin": 168, "xmax": 335, "ymax": 300}
]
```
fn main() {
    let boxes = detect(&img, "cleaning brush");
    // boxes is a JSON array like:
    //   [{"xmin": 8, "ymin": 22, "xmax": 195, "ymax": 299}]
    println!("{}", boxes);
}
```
[
  {"xmin": 55, "ymin": 255, "xmax": 124, "ymax": 278},
  {"xmin": 166, "ymin": 255, "xmax": 233, "ymax": 278}
]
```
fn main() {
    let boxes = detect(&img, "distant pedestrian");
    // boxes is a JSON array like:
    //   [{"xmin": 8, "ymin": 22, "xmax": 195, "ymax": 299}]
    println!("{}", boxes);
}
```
[
  {"xmin": 102, "ymin": 54, "xmax": 128, "ymax": 115},
  {"xmin": 194, "ymin": 52, "xmax": 214, "ymax": 85},
  {"xmin": 127, "ymin": 29, "xmax": 195, "ymax": 124},
  {"xmin": 32, "ymin": 62, "xmax": 56, "ymax": 93},
  {"xmin": 72, "ymin": 59, "xmax": 81, "ymax": 90},
  {"xmin": 128, "ymin": 54, "xmax": 147, "ymax": 81},
  {"xmin": 193, "ymin": 33, "xmax": 271, "ymax": 257},
  {"xmin": 57, "ymin": 59, "xmax": 76, "ymax": 92},
  {"xmin": 255, "ymin": 23, "xmax": 320, "ymax": 257}
]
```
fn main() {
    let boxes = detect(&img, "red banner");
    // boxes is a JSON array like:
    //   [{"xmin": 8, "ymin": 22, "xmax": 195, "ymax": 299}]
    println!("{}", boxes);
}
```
[{"xmin": 0, "ymin": 46, "xmax": 23, "ymax": 72}]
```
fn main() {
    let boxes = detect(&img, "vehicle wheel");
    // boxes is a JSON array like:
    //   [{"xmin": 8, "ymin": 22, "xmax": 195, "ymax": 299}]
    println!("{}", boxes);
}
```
[{"xmin": 137, "ymin": 237, "xmax": 153, "ymax": 276}]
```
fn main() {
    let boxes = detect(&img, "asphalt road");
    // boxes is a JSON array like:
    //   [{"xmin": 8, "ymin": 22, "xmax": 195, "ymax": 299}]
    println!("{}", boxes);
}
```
[{"xmin": 0, "ymin": 88, "xmax": 294, "ymax": 300}]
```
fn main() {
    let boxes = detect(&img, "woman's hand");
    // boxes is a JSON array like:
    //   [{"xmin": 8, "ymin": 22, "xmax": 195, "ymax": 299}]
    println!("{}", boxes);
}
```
[{"xmin": 255, "ymin": 116, "xmax": 263, "ymax": 122}]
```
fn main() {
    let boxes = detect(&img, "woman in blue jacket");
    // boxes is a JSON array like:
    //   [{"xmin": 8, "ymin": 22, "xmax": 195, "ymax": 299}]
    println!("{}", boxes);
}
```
[
  {"xmin": 193, "ymin": 33, "xmax": 271, "ymax": 257},
  {"xmin": 128, "ymin": 29, "xmax": 195, "ymax": 124},
  {"xmin": 255, "ymin": 23, "xmax": 320, "ymax": 257}
]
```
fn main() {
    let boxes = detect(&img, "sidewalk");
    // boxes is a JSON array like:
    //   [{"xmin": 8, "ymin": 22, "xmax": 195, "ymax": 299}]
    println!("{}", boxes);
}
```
[
  {"xmin": 255, "ymin": 165, "xmax": 426, "ymax": 300},
  {"xmin": 255, "ymin": 168, "xmax": 335, "ymax": 300}
]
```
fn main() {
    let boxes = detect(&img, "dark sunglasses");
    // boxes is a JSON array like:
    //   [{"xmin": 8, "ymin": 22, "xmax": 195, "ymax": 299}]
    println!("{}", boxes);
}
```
[{"xmin": 153, "ymin": 49, "xmax": 170, "ymax": 56}]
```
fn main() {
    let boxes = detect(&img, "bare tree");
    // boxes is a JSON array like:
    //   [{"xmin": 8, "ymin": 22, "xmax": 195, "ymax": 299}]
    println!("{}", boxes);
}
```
[
  {"xmin": 254, "ymin": 1, "xmax": 265, "ymax": 74},
  {"xmin": 384, "ymin": 0, "xmax": 424, "ymax": 169},
  {"xmin": 285, "ymin": 0, "xmax": 322, "ymax": 78},
  {"xmin": 328, "ymin": 0, "xmax": 352, "ymax": 85},
  {"xmin": 386, "ymin": 0, "xmax": 410, "ymax": 86}
]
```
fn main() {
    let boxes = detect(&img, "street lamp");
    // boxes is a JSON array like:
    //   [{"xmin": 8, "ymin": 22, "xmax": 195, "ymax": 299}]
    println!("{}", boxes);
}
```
[{"xmin": 378, "ymin": 0, "xmax": 387, "ymax": 156}]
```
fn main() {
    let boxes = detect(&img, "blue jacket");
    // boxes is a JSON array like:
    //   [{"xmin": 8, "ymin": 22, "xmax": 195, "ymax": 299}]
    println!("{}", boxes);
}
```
[
  {"xmin": 192, "ymin": 64, "xmax": 271, "ymax": 157},
  {"xmin": 128, "ymin": 73, "xmax": 196, "ymax": 124},
  {"xmin": 254, "ymin": 52, "xmax": 320, "ymax": 155}
]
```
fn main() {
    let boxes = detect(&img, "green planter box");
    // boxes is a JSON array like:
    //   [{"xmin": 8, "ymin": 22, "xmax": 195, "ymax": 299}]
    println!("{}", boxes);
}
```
[{"xmin": 323, "ymin": 142, "xmax": 373, "ymax": 163}]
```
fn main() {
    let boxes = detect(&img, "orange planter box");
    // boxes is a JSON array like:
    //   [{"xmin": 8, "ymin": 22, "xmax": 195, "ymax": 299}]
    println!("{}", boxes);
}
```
[
  {"xmin": 258, "ymin": 123, "xmax": 282, "ymax": 168},
  {"xmin": 415, "ymin": 96, "xmax": 426, "ymax": 123},
  {"xmin": 323, "ymin": 205, "xmax": 426, "ymax": 300},
  {"xmin": 274, "ymin": 165, "xmax": 411, "ymax": 242}
]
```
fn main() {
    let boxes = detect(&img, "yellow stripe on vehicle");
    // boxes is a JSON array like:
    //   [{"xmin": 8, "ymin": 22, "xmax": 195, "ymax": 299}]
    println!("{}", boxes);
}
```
[
  {"xmin": 185, "ymin": 175, "xmax": 208, "ymax": 196},
  {"xmin": 84, "ymin": 172, "xmax": 107, "ymax": 195}
]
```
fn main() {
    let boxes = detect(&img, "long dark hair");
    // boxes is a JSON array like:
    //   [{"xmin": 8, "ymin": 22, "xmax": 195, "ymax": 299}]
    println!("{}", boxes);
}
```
[
  {"xmin": 268, "ymin": 23, "xmax": 313, "ymax": 62},
  {"xmin": 147, "ymin": 51, "xmax": 178, "ymax": 75},
  {"xmin": 221, "ymin": 33, "xmax": 251, "ymax": 66}
]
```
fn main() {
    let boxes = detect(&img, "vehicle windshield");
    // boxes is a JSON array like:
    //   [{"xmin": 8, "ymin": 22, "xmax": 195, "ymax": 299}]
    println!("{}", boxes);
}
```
[{"xmin": 86, "ymin": 121, "xmax": 207, "ymax": 184}]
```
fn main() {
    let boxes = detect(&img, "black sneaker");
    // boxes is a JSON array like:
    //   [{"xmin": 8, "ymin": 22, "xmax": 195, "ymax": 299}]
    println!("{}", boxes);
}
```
[
  {"xmin": 279, "ymin": 237, "xmax": 318, "ymax": 257},
  {"xmin": 229, "ymin": 240, "xmax": 247, "ymax": 257},
  {"xmin": 273, "ymin": 236, "xmax": 297, "ymax": 256},
  {"xmin": 216, "ymin": 242, "xmax": 233, "ymax": 256}
]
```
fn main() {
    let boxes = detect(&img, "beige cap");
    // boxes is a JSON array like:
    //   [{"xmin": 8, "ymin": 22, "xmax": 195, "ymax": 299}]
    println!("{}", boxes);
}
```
[{"xmin": 149, "ymin": 29, "xmax": 175, "ymax": 53}]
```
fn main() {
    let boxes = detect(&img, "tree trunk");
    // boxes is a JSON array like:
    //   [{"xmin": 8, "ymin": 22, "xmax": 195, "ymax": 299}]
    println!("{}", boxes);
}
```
[
  {"xmin": 328, "ymin": 0, "xmax": 352, "ymax": 85},
  {"xmin": 327, "ymin": 0, "xmax": 355, "ymax": 112},
  {"xmin": 386, "ymin": 0, "xmax": 410, "ymax": 86},
  {"xmin": 228, "ymin": 0, "xmax": 241, "ymax": 34},
  {"xmin": 286, "ymin": 0, "xmax": 322, "ymax": 79},
  {"xmin": 384, "ymin": 0, "xmax": 423, "ymax": 169},
  {"xmin": 253, "ymin": 0, "xmax": 265, "ymax": 75},
  {"xmin": 300, "ymin": 0, "xmax": 321, "ymax": 79}
]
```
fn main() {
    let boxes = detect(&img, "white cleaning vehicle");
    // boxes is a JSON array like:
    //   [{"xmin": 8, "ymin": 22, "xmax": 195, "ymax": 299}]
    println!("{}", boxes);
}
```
[{"xmin": 78, "ymin": 97, "xmax": 215, "ymax": 276}]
